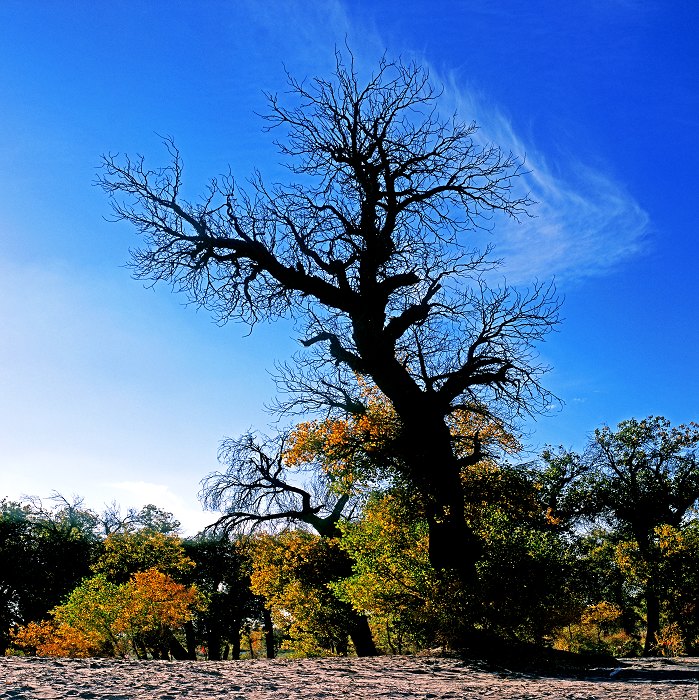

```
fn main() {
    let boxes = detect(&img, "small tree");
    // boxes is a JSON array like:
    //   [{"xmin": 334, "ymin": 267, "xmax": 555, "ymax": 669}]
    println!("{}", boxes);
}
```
[
  {"xmin": 101, "ymin": 51, "xmax": 559, "ymax": 583},
  {"xmin": 201, "ymin": 421, "xmax": 378, "ymax": 656}
]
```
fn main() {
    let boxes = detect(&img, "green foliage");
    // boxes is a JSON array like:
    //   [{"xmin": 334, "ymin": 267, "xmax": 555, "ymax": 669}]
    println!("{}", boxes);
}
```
[
  {"xmin": 334, "ymin": 489, "xmax": 459, "ymax": 652},
  {"xmin": 93, "ymin": 530, "xmax": 195, "ymax": 583},
  {"xmin": 553, "ymin": 601, "xmax": 641, "ymax": 657},
  {"xmin": 474, "ymin": 510, "xmax": 578, "ymax": 643},
  {"xmin": 0, "ymin": 498, "xmax": 99, "ymax": 654},
  {"xmin": 183, "ymin": 536, "xmax": 260, "ymax": 660}
]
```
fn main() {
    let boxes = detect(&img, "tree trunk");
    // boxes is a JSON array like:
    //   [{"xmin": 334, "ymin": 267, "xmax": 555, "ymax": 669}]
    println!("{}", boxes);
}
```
[
  {"xmin": 348, "ymin": 609, "xmax": 378, "ymax": 656},
  {"xmin": 398, "ymin": 407, "xmax": 480, "ymax": 577},
  {"xmin": 206, "ymin": 624, "xmax": 222, "ymax": 661},
  {"xmin": 184, "ymin": 621, "xmax": 197, "ymax": 660},
  {"xmin": 643, "ymin": 586, "xmax": 661, "ymax": 656},
  {"xmin": 230, "ymin": 627, "xmax": 242, "ymax": 660},
  {"xmin": 167, "ymin": 631, "xmax": 190, "ymax": 660},
  {"xmin": 262, "ymin": 607, "xmax": 276, "ymax": 658}
]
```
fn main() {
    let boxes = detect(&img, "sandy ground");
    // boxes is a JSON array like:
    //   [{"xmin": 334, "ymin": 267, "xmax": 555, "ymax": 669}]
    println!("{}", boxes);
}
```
[{"xmin": 1, "ymin": 655, "xmax": 697, "ymax": 699}]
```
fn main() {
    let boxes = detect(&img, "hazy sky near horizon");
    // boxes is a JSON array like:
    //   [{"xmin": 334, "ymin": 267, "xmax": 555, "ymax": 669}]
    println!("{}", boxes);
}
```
[{"xmin": 1, "ymin": 1, "xmax": 697, "ymax": 533}]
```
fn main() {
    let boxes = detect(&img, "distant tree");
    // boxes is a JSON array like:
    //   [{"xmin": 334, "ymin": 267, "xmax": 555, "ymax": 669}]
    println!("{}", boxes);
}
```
[
  {"xmin": 543, "ymin": 416, "xmax": 699, "ymax": 655},
  {"xmin": 0, "ymin": 497, "xmax": 99, "ymax": 654},
  {"xmin": 182, "ymin": 535, "xmax": 261, "ymax": 660},
  {"xmin": 101, "ymin": 503, "xmax": 181, "ymax": 536},
  {"xmin": 100, "ymin": 51, "xmax": 559, "ymax": 582}
]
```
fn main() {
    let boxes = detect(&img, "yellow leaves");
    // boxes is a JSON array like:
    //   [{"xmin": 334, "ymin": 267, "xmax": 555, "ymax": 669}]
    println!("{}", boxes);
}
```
[
  {"xmin": 580, "ymin": 601, "xmax": 622, "ymax": 626},
  {"xmin": 655, "ymin": 622, "xmax": 685, "ymax": 657},
  {"xmin": 449, "ymin": 409, "xmax": 521, "ymax": 456},
  {"xmin": 248, "ymin": 532, "xmax": 352, "ymax": 657},
  {"xmin": 544, "ymin": 507, "xmax": 561, "ymax": 526},
  {"xmin": 94, "ymin": 531, "xmax": 195, "ymax": 582},
  {"xmin": 283, "ymin": 389, "xmax": 400, "ymax": 491}
]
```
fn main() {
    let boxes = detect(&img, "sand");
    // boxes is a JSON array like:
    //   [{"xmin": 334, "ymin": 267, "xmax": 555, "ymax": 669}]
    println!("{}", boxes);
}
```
[{"xmin": 1, "ymin": 655, "xmax": 697, "ymax": 699}]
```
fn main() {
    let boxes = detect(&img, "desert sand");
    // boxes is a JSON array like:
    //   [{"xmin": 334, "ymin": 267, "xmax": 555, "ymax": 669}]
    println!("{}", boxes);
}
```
[{"xmin": 1, "ymin": 655, "xmax": 697, "ymax": 699}]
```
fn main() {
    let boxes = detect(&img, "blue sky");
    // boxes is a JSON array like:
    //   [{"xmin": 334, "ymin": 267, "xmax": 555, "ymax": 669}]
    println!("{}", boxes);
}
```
[{"xmin": 1, "ymin": 1, "xmax": 697, "ymax": 533}]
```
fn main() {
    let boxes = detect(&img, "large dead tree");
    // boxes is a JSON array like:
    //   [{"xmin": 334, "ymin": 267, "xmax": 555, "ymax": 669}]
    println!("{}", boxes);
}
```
[{"xmin": 100, "ymin": 53, "xmax": 559, "ymax": 576}]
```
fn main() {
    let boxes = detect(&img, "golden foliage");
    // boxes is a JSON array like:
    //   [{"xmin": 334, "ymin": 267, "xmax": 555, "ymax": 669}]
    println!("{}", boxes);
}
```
[
  {"xmin": 249, "ymin": 532, "xmax": 353, "ymax": 657},
  {"xmin": 93, "ymin": 531, "xmax": 195, "ymax": 582}
]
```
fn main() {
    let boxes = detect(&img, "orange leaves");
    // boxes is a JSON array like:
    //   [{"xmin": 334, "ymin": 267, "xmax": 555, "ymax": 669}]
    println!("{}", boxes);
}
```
[
  {"xmin": 121, "ymin": 569, "xmax": 203, "ymax": 634},
  {"xmin": 10, "ymin": 620, "xmax": 101, "ymax": 658}
]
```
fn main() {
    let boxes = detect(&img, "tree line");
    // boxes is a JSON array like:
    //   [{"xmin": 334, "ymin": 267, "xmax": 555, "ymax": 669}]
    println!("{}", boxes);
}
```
[{"xmin": 3, "ymin": 413, "xmax": 699, "ymax": 659}]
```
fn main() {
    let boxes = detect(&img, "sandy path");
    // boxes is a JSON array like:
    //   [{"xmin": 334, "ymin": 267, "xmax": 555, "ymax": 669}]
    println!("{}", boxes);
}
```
[{"xmin": 1, "ymin": 655, "xmax": 697, "ymax": 699}]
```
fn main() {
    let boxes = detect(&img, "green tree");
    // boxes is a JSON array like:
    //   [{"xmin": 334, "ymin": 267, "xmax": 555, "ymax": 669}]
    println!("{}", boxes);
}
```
[
  {"xmin": 182, "ymin": 536, "xmax": 262, "ymax": 660},
  {"xmin": 0, "ymin": 497, "xmax": 99, "ymax": 654},
  {"xmin": 543, "ymin": 416, "xmax": 699, "ymax": 655},
  {"xmin": 100, "ymin": 51, "xmax": 559, "ymax": 586},
  {"xmin": 93, "ymin": 530, "xmax": 194, "ymax": 584},
  {"xmin": 101, "ymin": 503, "xmax": 181, "ymax": 536}
]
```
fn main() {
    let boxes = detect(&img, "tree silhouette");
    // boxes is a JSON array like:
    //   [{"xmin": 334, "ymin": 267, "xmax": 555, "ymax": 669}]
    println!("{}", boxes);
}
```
[{"xmin": 100, "ymin": 51, "xmax": 559, "ymax": 576}]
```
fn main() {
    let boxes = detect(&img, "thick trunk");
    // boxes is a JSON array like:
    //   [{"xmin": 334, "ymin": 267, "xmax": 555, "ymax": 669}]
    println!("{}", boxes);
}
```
[
  {"xmin": 348, "ymin": 609, "xmax": 378, "ymax": 656},
  {"xmin": 353, "ymin": 319, "xmax": 481, "ymax": 578},
  {"xmin": 398, "ymin": 408, "xmax": 480, "ymax": 576},
  {"xmin": 643, "ymin": 587, "xmax": 661, "ymax": 656}
]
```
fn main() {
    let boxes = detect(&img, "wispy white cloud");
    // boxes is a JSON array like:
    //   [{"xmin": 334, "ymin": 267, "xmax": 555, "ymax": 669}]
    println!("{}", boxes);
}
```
[{"xmin": 436, "ymin": 72, "xmax": 650, "ymax": 284}]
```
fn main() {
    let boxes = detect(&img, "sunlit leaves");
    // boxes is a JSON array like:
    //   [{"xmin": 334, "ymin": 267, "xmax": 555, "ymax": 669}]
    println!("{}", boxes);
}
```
[
  {"xmin": 12, "ymin": 570, "xmax": 203, "ymax": 658},
  {"xmin": 93, "ymin": 531, "xmax": 195, "ymax": 583}
]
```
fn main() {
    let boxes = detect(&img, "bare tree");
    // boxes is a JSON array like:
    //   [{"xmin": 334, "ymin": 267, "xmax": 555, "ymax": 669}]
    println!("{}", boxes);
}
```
[
  {"xmin": 201, "ymin": 431, "xmax": 361, "ymax": 539},
  {"xmin": 100, "ymin": 52, "xmax": 560, "ymax": 575},
  {"xmin": 200, "ymin": 430, "xmax": 378, "ymax": 656}
]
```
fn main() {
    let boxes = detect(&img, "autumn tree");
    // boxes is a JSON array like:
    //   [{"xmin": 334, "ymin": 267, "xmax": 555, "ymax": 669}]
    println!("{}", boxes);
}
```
[
  {"xmin": 201, "ymin": 419, "xmax": 380, "ymax": 656},
  {"xmin": 543, "ymin": 416, "xmax": 699, "ymax": 655},
  {"xmin": 101, "ymin": 51, "xmax": 559, "ymax": 580},
  {"xmin": 249, "ymin": 531, "xmax": 366, "ymax": 657},
  {"xmin": 12, "ymin": 570, "xmax": 202, "ymax": 659}
]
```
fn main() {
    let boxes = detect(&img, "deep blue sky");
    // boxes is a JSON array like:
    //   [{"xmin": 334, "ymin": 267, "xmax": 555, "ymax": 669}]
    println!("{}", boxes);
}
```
[{"xmin": 1, "ymin": 1, "xmax": 697, "ymax": 532}]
